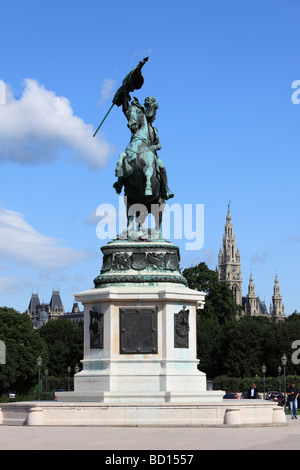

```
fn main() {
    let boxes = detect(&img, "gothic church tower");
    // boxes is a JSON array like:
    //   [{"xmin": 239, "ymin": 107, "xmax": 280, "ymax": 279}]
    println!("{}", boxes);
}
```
[
  {"xmin": 245, "ymin": 273, "xmax": 258, "ymax": 315},
  {"xmin": 270, "ymin": 275, "xmax": 286, "ymax": 322},
  {"xmin": 218, "ymin": 204, "xmax": 242, "ymax": 306}
]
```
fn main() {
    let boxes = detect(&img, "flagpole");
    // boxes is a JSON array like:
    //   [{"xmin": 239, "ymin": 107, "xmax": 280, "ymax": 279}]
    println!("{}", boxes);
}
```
[
  {"xmin": 93, "ymin": 103, "xmax": 114, "ymax": 137},
  {"xmin": 93, "ymin": 57, "xmax": 149, "ymax": 137}
]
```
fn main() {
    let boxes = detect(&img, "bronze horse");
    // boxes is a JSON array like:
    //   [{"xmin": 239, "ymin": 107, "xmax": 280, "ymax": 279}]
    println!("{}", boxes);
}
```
[{"xmin": 115, "ymin": 98, "xmax": 165, "ymax": 236}]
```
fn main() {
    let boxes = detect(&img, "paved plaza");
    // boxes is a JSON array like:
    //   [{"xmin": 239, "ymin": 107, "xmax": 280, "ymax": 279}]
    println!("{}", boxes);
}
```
[{"xmin": 0, "ymin": 416, "xmax": 299, "ymax": 451}]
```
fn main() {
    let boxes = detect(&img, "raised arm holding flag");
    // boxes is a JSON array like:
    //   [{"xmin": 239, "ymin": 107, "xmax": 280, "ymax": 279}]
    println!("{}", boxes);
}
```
[{"xmin": 93, "ymin": 57, "xmax": 148, "ymax": 137}]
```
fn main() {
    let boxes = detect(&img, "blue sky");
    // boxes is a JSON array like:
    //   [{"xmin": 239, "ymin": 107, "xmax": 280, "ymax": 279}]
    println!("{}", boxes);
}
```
[{"xmin": 0, "ymin": 0, "xmax": 299, "ymax": 315}]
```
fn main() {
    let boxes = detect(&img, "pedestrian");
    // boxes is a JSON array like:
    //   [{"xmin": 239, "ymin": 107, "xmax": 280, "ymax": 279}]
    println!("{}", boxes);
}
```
[
  {"xmin": 248, "ymin": 383, "xmax": 259, "ymax": 399},
  {"xmin": 286, "ymin": 382, "xmax": 299, "ymax": 419}
]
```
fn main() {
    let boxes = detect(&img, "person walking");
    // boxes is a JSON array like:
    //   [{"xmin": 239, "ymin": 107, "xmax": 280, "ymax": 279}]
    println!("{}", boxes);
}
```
[
  {"xmin": 286, "ymin": 382, "xmax": 299, "ymax": 419},
  {"xmin": 249, "ymin": 383, "xmax": 259, "ymax": 399}
]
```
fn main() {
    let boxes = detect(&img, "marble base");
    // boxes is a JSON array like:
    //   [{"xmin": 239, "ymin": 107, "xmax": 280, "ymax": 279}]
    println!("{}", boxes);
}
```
[
  {"xmin": 56, "ymin": 390, "xmax": 223, "ymax": 403},
  {"xmin": 57, "ymin": 237, "xmax": 225, "ymax": 410},
  {"xmin": 0, "ymin": 400, "xmax": 287, "ymax": 427},
  {"xmin": 59, "ymin": 284, "xmax": 216, "ymax": 404}
]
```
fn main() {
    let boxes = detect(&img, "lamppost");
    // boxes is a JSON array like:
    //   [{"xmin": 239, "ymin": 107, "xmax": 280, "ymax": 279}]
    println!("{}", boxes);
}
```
[
  {"xmin": 74, "ymin": 364, "xmax": 80, "ymax": 391},
  {"xmin": 67, "ymin": 366, "xmax": 71, "ymax": 391},
  {"xmin": 262, "ymin": 364, "xmax": 266, "ymax": 399},
  {"xmin": 36, "ymin": 356, "xmax": 42, "ymax": 400},
  {"xmin": 281, "ymin": 354, "xmax": 287, "ymax": 413},
  {"xmin": 278, "ymin": 366, "xmax": 282, "ymax": 393},
  {"xmin": 44, "ymin": 369, "xmax": 49, "ymax": 393}
]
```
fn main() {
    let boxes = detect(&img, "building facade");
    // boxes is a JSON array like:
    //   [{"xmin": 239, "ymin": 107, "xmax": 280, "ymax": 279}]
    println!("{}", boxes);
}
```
[
  {"xmin": 218, "ymin": 205, "xmax": 286, "ymax": 322},
  {"xmin": 27, "ymin": 290, "xmax": 83, "ymax": 328},
  {"xmin": 243, "ymin": 273, "xmax": 269, "ymax": 318},
  {"xmin": 218, "ymin": 204, "xmax": 242, "ymax": 306}
]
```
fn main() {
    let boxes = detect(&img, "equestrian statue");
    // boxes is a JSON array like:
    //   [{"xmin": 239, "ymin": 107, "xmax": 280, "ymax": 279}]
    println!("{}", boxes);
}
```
[{"xmin": 94, "ymin": 58, "xmax": 173, "ymax": 236}]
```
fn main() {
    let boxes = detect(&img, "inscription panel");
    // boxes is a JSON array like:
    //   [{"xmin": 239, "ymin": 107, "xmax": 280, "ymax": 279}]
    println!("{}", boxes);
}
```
[{"xmin": 120, "ymin": 307, "xmax": 158, "ymax": 354}]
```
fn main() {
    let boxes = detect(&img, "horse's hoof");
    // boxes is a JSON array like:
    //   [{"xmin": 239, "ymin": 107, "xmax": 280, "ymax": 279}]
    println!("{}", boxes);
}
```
[
  {"xmin": 165, "ymin": 191, "xmax": 174, "ymax": 199},
  {"xmin": 113, "ymin": 182, "xmax": 122, "ymax": 194}
]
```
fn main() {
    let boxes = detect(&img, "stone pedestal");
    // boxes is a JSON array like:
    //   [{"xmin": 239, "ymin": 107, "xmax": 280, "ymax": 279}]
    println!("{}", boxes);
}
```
[
  {"xmin": 2, "ymin": 234, "xmax": 286, "ymax": 426},
  {"xmin": 93, "ymin": 235, "xmax": 188, "ymax": 289},
  {"xmin": 57, "ymin": 236, "xmax": 223, "ymax": 403}
]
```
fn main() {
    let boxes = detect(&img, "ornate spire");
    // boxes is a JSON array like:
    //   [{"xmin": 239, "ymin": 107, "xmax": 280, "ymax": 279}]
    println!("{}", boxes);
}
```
[
  {"xmin": 246, "ymin": 272, "xmax": 258, "ymax": 315},
  {"xmin": 218, "ymin": 203, "xmax": 242, "ymax": 306},
  {"xmin": 271, "ymin": 274, "xmax": 286, "ymax": 321},
  {"xmin": 226, "ymin": 201, "xmax": 232, "ymax": 222}
]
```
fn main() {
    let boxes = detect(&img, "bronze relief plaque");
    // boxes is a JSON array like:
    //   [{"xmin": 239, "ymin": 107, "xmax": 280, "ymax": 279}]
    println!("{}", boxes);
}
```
[{"xmin": 120, "ymin": 307, "xmax": 158, "ymax": 354}]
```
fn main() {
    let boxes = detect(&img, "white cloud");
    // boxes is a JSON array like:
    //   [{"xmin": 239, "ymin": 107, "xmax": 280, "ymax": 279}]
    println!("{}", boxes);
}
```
[
  {"xmin": 0, "ymin": 277, "xmax": 33, "ymax": 295},
  {"xmin": 250, "ymin": 250, "xmax": 270, "ymax": 264},
  {"xmin": 98, "ymin": 78, "xmax": 116, "ymax": 106},
  {"xmin": 0, "ymin": 206, "xmax": 91, "ymax": 270},
  {"xmin": 0, "ymin": 78, "xmax": 114, "ymax": 168},
  {"xmin": 287, "ymin": 234, "xmax": 300, "ymax": 243}
]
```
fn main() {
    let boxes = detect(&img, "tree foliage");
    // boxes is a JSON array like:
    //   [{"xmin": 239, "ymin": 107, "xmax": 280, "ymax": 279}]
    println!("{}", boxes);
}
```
[
  {"xmin": 183, "ymin": 262, "xmax": 241, "ymax": 323},
  {"xmin": 38, "ymin": 318, "xmax": 83, "ymax": 377},
  {"xmin": 0, "ymin": 307, "xmax": 48, "ymax": 394},
  {"xmin": 197, "ymin": 312, "xmax": 300, "ymax": 379},
  {"xmin": 183, "ymin": 263, "xmax": 300, "ymax": 380},
  {"xmin": 0, "ymin": 308, "xmax": 83, "ymax": 394}
]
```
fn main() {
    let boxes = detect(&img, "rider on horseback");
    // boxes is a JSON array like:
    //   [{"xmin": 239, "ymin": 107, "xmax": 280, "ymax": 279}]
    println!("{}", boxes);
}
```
[
  {"xmin": 144, "ymin": 96, "xmax": 174, "ymax": 200},
  {"xmin": 113, "ymin": 96, "xmax": 174, "ymax": 200}
]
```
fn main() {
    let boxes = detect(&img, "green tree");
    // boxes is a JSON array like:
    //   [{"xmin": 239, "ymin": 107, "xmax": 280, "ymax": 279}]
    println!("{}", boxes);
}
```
[
  {"xmin": 196, "ymin": 316, "xmax": 223, "ymax": 378},
  {"xmin": 273, "ymin": 315, "xmax": 300, "ymax": 376},
  {"xmin": 182, "ymin": 263, "xmax": 241, "ymax": 377},
  {"xmin": 38, "ymin": 318, "xmax": 83, "ymax": 377},
  {"xmin": 219, "ymin": 316, "xmax": 272, "ymax": 377},
  {"xmin": 0, "ymin": 307, "xmax": 48, "ymax": 394},
  {"xmin": 183, "ymin": 264, "xmax": 300, "ymax": 380},
  {"xmin": 183, "ymin": 262, "xmax": 240, "ymax": 323}
]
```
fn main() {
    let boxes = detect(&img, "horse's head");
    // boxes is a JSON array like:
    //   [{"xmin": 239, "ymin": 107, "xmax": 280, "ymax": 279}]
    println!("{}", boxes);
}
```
[{"xmin": 126, "ymin": 98, "xmax": 146, "ymax": 134}]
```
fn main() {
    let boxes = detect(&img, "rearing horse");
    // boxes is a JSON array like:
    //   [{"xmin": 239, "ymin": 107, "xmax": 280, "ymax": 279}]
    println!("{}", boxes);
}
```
[{"xmin": 117, "ymin": 98, "xmax": 164, "ymax": 235}]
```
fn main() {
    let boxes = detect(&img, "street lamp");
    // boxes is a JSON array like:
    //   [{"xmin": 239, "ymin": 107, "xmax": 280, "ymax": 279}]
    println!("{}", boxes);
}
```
[
  {"xmin": 281, "ymin": 354, "xmax": 287, "ymax": 413},
  {"xmin": 36, "ymin": 356, "xmax": 43, "ymax": 400},
  {"xmin": 278, "ymin": 366, "xmax": 282, "ymax": 393},
  {"xmin": 44, "ymin": 369, "xmax": 49, "ymax": 393},
  {"xmin": 261, "ymin": 364, "xmax": 267, "ymax": 399},
  {"xmin": 75, "ymin": 364, "xmax": 80, "ymax": 374},
  {"xmin": 67, "ymin": 366, "xmax": 71, "ymax": 391}
]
